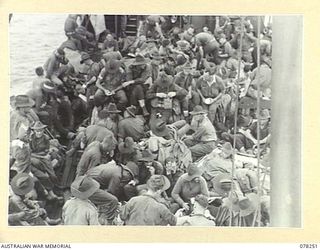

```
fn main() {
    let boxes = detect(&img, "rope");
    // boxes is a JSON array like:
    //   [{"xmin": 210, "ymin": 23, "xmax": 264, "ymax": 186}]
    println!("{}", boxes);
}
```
[
  {"xmin": 229, "ymin": 16, "xmax": 245, "ymax": 227},
  {"xmin": 252, "ymin": 16, "xmax": 262, "ymax": 227}
]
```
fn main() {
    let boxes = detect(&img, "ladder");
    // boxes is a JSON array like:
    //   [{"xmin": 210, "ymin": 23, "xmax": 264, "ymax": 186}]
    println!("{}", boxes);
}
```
[{"xmin": 125, "ymin": 15, "xmax": 138, "ymax": 37}]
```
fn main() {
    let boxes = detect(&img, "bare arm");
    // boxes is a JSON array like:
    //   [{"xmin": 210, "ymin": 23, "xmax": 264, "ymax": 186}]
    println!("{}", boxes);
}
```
[
  {"xmin": 155, "ymin": 22, "xmax": 164, "ymax": 39},
  {"xmin": 45, "ymin": 57, "xmax": 56, "ymax": 78},
  {"xmin": 137, "ymin": 20, "xmax": 144, "ymax": 37},
  {"xmin": 95, "ymin": 68, "xmax": 109, "ymax": 93},
  {"xmin": 171, "ymin": 178, "xmax": 185, "ymax": 207},
  {"xmin": 85, "ymin": 76, "xmax": 97, "ymax": 87}
]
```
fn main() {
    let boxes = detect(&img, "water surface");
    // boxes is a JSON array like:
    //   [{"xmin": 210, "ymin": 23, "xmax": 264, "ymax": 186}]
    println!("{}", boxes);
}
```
[{"xmin": 10, "ymin": 14, "xmax": 68, "ymax": 95}]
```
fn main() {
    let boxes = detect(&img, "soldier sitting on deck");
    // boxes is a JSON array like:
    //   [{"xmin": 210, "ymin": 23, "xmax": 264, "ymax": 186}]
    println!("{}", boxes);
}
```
[
  {"xmin": 95, "ymin": 59, "xmax": 130, "ymax": 111},
  {"xmin": 146, "ymin": 71, "xmax": 188, "ymax": 123},
  {"xmin": 126, "ymin": 54, "xmax": 152, "ymax": 117},
  {"xmin": 43, "ymin": 48, "xmax": 70, "ymax": 86}
]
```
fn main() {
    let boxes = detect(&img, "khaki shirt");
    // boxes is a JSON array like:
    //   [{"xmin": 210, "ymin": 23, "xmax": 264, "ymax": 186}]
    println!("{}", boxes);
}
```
[
  {"xmin": 120, "ymin": 194, "xmax": 176, "ymax": 226},
  {"xmin": 98, "ymin": 67, "xmax": 125, "ymax": 91},
  {"xmin": 62, "ymin": 198, "xmax": 100, "ymax": 225},
  {"xmin": 10, "ymin": 110, "xmax": 32, "ymax": 141},
  {"xmin": 177, "ymin": 214, "xmax": 216, "ymax": 226},
  {"xmin": 171, "ymin": 174, "xmax": 209, "ymax": 206},
  {"xmin": 191, "ymin": 117, "xmax": 217, "ymax": 142}
]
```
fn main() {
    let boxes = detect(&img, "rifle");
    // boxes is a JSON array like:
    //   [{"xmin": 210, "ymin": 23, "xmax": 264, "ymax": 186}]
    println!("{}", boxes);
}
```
[
  {"xmin": 103, "ymin": 80, "xmax": 135, "ymax": 96},
  {"xmin": 44, "ymin": 128, "xmax": 67, "ymax": 153}
]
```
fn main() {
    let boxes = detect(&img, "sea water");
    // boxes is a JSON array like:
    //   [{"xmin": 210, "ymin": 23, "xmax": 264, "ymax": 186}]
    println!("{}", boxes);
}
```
[{"xmin": 9, "ymin": 14, "xmax": 68, "ymax": 96}]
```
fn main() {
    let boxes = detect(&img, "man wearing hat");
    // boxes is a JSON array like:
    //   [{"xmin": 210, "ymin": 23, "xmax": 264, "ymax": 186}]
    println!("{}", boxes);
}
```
[
  {"xmin": 146, "ymin": 39, "xmax": 159, "ymax": 53},
  {"xmin": 140, "ymin": 15, "xmax": 166, "ymax": 39},
  {"xmin": 9, "ymin": 173, "xmax": 61, "ymax": 226},
  {"xmin": 10, "ymin": 95, "xmax": 37, "ymax": 141},
  {"xmin": 176, "ymin": 40, "xmax": 192, "ymax": 53},
  {"xmin": 195, "ymin": 63, "xmax": 225, "ymax": 124},
  {"xmin": 76, "ymin": 133, "xmax": 117, "ymax": 177},
  {"xmin": 149, "ymin": 115, "xmax": 172, "ymax": 140},
  {"xmin": 118, "ymin": 105, "xmax": 146, "ymax": 142},
  {"xmin": 238, "ymin": 193, "xmax": 260, "ymax": 226},
  {"xmin": 66, "ymin": 109, "xmax": 115, "ymax": 157},
  {"xmin": 183, "ymin": 105, "xmax": 217, "ymax": 161},
  {"xmin": 62, "ymin": 176, "xmax": 100, "ymax": 225},
  {"xmin": 86, "ymin": 109, "xmax": 118, "ymax": 145},
  {"xmin": 102, "ymin": 51, "xmax": 123, "ymax": 65},
  {"xmin": 214, "ymin": 191, "xmax": 241, "ymax": 226},
  {"xmin": 43, "ymin": 48, "xmax": 69, "ymax": 86},
  {"xmin": 9, "ymin": 173, "xmax": 37, "ymax": 225},
  {"xmin": 235, "ymin": 168, "xmax": 259, "ymax": 195},
  {"xmin": 59, "ymin": 24, "xmax": 94, "ymax": 74},
  {"xmin": 218, "ymin": 33, "xmax": 233, "ymax": 59},
  {"xmin": 102, "ymin": 33, "xmax": 119, "ymax": 52},
  {"xmin": 120, "ymin": 175, "xmax": 177, "ymax": 225},
  {"xmin": 129, "ymin": 35, "xmax": 148, "ymax": 55},
  {"xmin": 171, "ymin": 163, "xmax": 209, "ymax": 213},
  {"xmin": 84, "ymin": 161, "xmax": 123, "ymax": 224},
  {"xmin": 147, "ymin": 116, "xmax": 192, "ymax": 173},
  {"xmin": 249, "ymin": 57, "xmax": 272, "ymax": 99},
  {"xmin": 80, "ymin": 52, "xmax": 101, "ymax": 118},
  {"xmin": 103, "ymin": 103, "xmax": 122, "ymax": 137},
  {"xmin": 126, "ymin": 54, "xmax": 152, "ymax": 117},
  {"xmin": 117, "ymin": 137, "xmax": 141, "ymax": 164},
  {"xmin": 194, "ymin": 32, "xmax": 220, "ymax": 64},
  {"xmin": 135, "ymin": 148, "xmax": 164, "ymax": 187},
  {"xmin": 136, "ymin": 38, "xmax": 158, "ymax": 58},
  {"xmin": 29, "ymin": 121, "xmax": 63, "ymax": 201},
  {"xmin": 150, "ymin": 51, "xmax": 164, "ymax": 82},
  {"xmin": 174, "ymin": 54, "xmax": 189, "ymax": 71},
  {"xmin": 201, "ymin": 142, "xmax": 235, "ymax": 185},
  {"xmin": 174, "ymin": 62, "xmax": 194, "ymax": 87},
  {"xmin": 10, "ymin": 136, "xmax": 33, "ymax": 178},
  {"xmin": 26, "ymin": 80, "xmax": 55, "ymax": 116},
  {"xmin": 29, "ymin": 121, "xmax": 56, "ymax": 171},
  {"xmin": 64, "ymin": 14, "xmax": 80, "ymax": 38},
  {"xmin": 236, "ymin": 109, "xmax": 270, "ymax": 153},
  {"xmin": 176, "ymin": 194, "xmax": 216, "ymax": 226},
  {"xmin": 29, "ymin": 121, "xmax": 51, "ymax": 159},
  {"xmin": 95, "ymin": 58, "xmax": 129, "ymax": 110},
  {"xmin": 87, "ymin": 160, "xmax": 139, "ymax": 202},
  {"xmin": 173, "ymin": 63, "xmax": 200, "ymax": 113},
  {"xmin": 159, "ymin": 38, "xmax": 173, "ymax": 57},
  {"xmin": 146, "ymin": 71, "xmax": 188, "ymax": 123},
  {"xmin": 71, "ymin": 83, "xmax": 88, "ymax": 129},
  {"xmin": 221, "ymin": 114, "xmax": 253, "ymax": 152},
  {"xmin": 211, "ymin": 172, "xmax": 244, "ymax": 198},
  {"xmin": 72, "ymin": 26, "xmax": 95, "ymax": 51},
  {"xmin": 180, "ymin": 26, "xmax": 195, "ymax": 43},
  {"xmin": 216, "ymin": 191, "xmax": 262, "ymax": 226},
  {"xmin": 28, "ymin": 81, "xmax": 74, "ymax": 142},
  {"xmin": 229, "ymin": 22, "xmax": 257, "ymax": 63}
]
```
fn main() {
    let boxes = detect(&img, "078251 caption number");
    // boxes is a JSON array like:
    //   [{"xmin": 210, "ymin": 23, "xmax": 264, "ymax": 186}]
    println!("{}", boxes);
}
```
[{"xmin": 300, "ymin": 244, "xmax": 318, "ymax": 248}]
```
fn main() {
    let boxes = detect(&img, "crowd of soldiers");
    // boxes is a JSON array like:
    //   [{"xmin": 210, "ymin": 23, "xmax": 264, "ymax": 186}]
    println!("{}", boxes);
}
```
[{"xmin": 9, "ymin": 15, "xmax": 272, "ymax": 226}]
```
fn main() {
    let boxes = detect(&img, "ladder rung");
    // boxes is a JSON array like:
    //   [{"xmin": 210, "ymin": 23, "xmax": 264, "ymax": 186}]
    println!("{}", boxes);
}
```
[{"xmin": 126, "ymin": 24, "xmax": 137, "ymax": 28}]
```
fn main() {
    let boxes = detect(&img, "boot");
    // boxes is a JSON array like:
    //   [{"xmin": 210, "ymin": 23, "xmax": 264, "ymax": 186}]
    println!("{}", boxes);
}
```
[
  {"xmin": 45, "ymin": 217, "xmax": 61, "ymax": 225},
  {"xmin": 141, "ymin": 106, "xmax": 150, "ymax": 117},
  {"xmin": 139, "ymin": 99, "xmax": 149, "ymax": 117},
  {"xmin": 46, "ymin": 190, "xmax": 64, "ymax": 202}
]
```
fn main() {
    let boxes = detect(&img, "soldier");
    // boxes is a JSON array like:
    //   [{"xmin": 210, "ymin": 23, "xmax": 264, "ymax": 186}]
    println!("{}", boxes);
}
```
[
  {"xmin": 95, "ymin": 59, "xmax": 130, "ymax": 111},
  {"xmin": 43, "ymin": 48, "xmax": 69, "ymax": 86},
  {"xmin": 126, "ymin": 54, "xmax": 152, "ymax": 117},
  {"xmin": 146, "ymin": 72, "xmax": 188, "ymax": 123}
]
